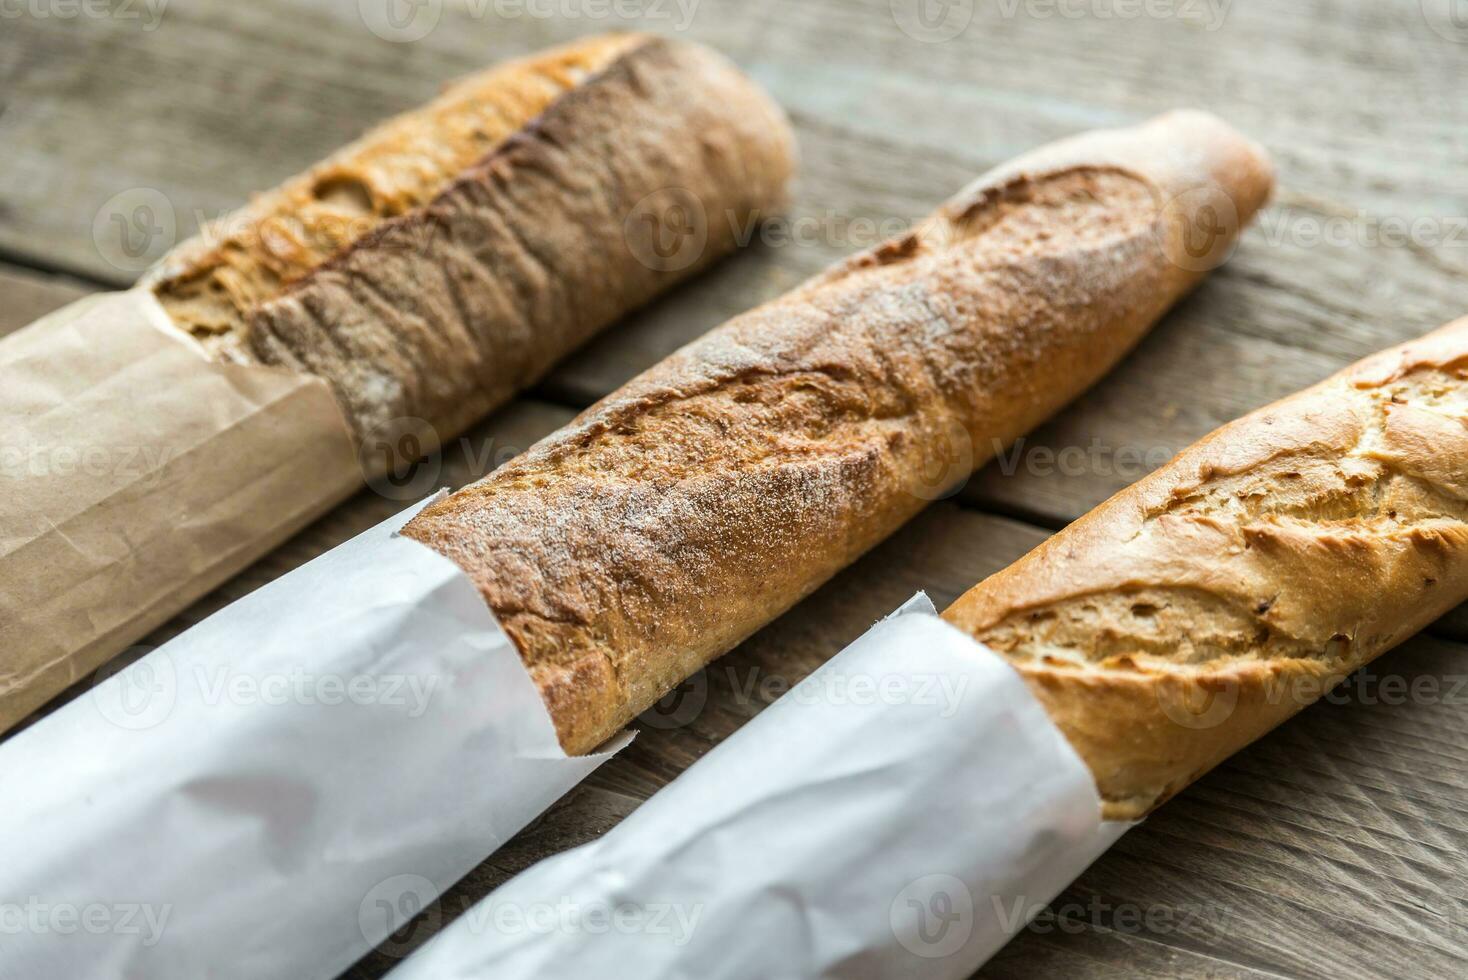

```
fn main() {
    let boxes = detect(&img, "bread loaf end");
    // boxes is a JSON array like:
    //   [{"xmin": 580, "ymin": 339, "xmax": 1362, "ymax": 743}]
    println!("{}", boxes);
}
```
[{"xmin": 945, "ymin": 319, "xmax": 1468, "ymax": 817}]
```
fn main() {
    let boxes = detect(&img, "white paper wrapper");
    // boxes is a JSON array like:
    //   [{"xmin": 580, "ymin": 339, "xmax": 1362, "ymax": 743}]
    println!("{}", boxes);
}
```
[
  {"xmin": 0, "ymin": 495, "xmax": 626, "ymax": 980},
  {"xmin": 388, "ymin": 595, "xmax": 1129, "ymax": 979}
]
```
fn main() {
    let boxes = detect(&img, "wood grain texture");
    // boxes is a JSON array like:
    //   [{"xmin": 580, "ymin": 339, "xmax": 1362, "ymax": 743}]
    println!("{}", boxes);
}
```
[
  {"xmin": 3, "ymin": 0, "xmax": 1467, "ymax": 977},
  {"xmin": 6, "ymin": 0, "xmax": 1468, "ymax": 524}
]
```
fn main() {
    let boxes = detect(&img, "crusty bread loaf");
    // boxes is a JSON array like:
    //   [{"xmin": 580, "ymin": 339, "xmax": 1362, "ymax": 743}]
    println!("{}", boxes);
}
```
[
  {"xmin": 144, "ymin": 34, "xmax": 796, "ymax": 441},
  {"xmin": 944, "ymin": 320, "xmax": 1468, "ymax": 820},
  {"xmin": 404, "ymin": 110, "xmax": 1274, "ymax": 754}
]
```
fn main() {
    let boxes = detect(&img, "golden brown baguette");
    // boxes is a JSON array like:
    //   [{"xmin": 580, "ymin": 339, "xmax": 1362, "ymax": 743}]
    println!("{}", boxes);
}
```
[
  {"xmin": 143, "ymin": 34, "xmax": 796, "ymax": 441},
  {"xmin": 944, "ymin": 320, "xmax": 1468, "ymax": 820},
  {"xmin": 404, "ymin": 110, "xmax": 1275, "ymax": 753}
]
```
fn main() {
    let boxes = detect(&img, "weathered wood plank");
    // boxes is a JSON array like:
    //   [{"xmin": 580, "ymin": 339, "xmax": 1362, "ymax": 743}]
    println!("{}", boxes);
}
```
[
  {"xmin": 8, "ymin": 0, "xmax": 1467, "ymax": 283},
  {"xmin": 1430, "ymin": 604, "xmax": 1468, "ymax": 643},
  {"xmin": 6, "ymin": 1, "xmax": 1467, "ymax": 530},
  {"xmin": 7, "ymin": 2, "xmax": 1468, "ymax": 977}
]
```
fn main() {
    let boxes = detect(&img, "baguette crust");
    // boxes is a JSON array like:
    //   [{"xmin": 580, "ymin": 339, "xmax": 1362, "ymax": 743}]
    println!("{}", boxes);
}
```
[
  {"xmin": 146, "ymin": 35, "xmax": 796, "ymax": 441},
  {"xmin": 944, "ymin": 320, "xmax": 1468, "ymax": 819},
  {"xmin": 147, "ymin": 34, "xmax": 643, "ymax": 353},
  {"xmin": 405, "ymin": 111, "xmax": 1274, "ymax": 753}
]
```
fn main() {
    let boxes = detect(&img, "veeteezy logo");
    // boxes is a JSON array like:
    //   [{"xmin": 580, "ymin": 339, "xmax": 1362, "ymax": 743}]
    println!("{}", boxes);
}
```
[
  {"xmin": 192, "ymin": 666, "xmax": 442, "ymax": 717},
  {"xmin": 993, "ymin": 0, "xmax": 1232, "ymax": 30},
  {"xmin": 94, "ymin": 652, "xmax": 443, "ymax": 730},
  {"xmin": 0, "ymin": 899, "xmax": 173, "ymax": 947},
  {"xmin": 0, "ymin": 0, "xmax": 169, "ymax": 31},
  {"xmin": 358, "ymin": 0, "xmax": 699, "ymax": 43}
]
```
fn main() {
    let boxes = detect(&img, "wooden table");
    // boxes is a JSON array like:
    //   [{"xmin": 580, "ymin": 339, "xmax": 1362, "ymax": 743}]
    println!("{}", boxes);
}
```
[{"xmin": 4, "ymin": 1, "xmax": 1466, "ymax": 975}]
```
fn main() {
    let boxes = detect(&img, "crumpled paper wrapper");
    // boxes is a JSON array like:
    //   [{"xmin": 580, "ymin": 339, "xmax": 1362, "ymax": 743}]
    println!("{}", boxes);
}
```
[
  {"xmin": 388, "ymin": 595, "xmax": 1130, "ymax": 979},
  {"xmin": 0, "ymin": 289, "xmax": 359, "ymax": 733},
  {"xmin": 0, "ymin": 496, "xmax": 626, "ymax": 980}
]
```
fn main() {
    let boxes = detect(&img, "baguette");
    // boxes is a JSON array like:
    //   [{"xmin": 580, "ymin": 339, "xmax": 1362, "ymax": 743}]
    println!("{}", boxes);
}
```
[
  {"xmin": 404, "ymin": 111, "xmax": 1275, "ymax": 753},
  {"xmin": 143, "ymin": 34, "xmax": 796, "ymax": 441},
  {"xmin": 944, "ymin": 320, "xmax": 1468, "ymax": 819}
]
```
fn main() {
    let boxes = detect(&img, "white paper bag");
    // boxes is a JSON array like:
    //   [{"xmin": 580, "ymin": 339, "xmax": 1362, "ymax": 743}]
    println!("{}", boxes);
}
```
[
  {"xmin": 0, "ymin": 496, "xmax": 626, "ymax": 980},
  {"xmin": 388, "ymin": 595, "xmax": 1128, "ymax": 979}
]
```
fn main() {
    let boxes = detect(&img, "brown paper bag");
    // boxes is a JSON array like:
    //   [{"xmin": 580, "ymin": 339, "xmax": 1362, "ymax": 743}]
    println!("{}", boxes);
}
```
[{"xmin": 0, "ymin": 290, "xmax": 359, "ymax": 731}]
